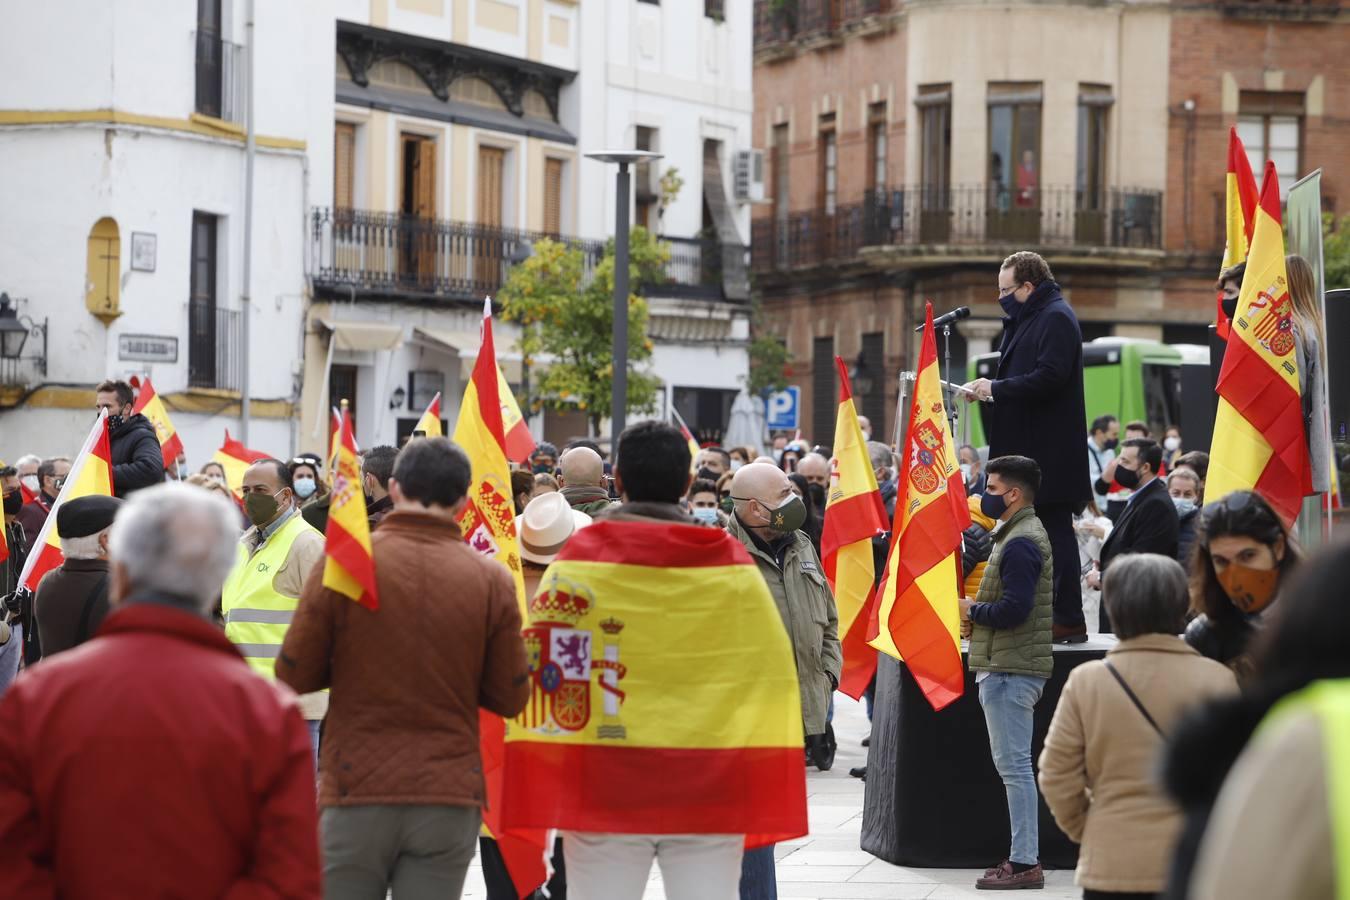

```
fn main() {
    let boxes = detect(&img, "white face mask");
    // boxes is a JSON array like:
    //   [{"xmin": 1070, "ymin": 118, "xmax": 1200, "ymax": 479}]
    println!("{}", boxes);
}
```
[
  {"xmin": 730, "ymin": 460, "xmax": 743, "ymax": 472},
  {"xmin": 1164, "ymin": 436, "xmax": 1181, "ymax": 453},
  {"xmin": 959, "ymin": 463, "xmax": 973, "ymax": 484},
  {"xmin": 20, "ymin": 475, "xmax": 39, "ymax": 494}
]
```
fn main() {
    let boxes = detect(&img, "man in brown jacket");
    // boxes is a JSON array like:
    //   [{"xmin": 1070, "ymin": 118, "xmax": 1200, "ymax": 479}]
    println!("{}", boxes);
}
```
[
  {"xmin": 33, "ymin": 495, "xmax": 122, "ymax": 658},
  {"xmin": 277, "ymin": 437, "xmax": 530, "ymax": 900}
]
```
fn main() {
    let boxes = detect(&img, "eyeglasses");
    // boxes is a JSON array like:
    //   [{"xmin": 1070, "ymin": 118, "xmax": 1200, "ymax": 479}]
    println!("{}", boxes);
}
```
[{"xmin": 997, "ymin": 285, "xmax": 1017, "ymax": 298}]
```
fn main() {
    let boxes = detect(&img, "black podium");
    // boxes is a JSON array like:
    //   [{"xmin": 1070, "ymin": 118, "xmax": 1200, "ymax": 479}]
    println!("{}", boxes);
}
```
[{"xmin": 861, "ymin": 637, "xmax": 1117, "ymax": 869}]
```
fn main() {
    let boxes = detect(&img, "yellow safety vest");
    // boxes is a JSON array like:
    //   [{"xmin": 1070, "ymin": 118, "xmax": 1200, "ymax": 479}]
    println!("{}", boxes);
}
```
[
  {"xmin": 221, "ymin": 512, "xmax": 319, "ymax": 679},
  {"xmin": 1260, "ymin": 678, "xmax": 1350, "ymax": 900}
]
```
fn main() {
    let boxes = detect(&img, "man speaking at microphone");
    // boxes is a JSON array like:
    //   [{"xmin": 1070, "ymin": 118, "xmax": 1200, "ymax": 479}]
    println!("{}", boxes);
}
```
[{"xmin": 962, "ymin": 251, "xmax": 1091, "ymax": 643}]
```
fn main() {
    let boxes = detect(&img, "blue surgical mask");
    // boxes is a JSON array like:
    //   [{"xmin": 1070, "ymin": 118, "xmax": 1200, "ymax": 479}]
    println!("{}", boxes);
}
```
[
  {"xmin": 980, "ymin": 490, "xmax": 1009, "ymax": 520},
  {"xmin": 293, "ymin": 477, "xmax": 317, "ymax": 499},
  {"xmin": 1172, "ymin": 497, "xmax": 1196, "ymax": 517},
  {"xmin": 691, "ymin": 507, "xmax": 720, "ymax": 524}
]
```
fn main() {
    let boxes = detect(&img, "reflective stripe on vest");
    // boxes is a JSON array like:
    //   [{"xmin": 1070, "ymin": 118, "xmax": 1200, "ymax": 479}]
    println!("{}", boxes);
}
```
[
  {"xmin": 220, "ymin": 512, "xmax": 316, "ymax": 679},
  {"xmin": 1261, "ymin": 678, "xmax": 1350, "ymax": 900}
]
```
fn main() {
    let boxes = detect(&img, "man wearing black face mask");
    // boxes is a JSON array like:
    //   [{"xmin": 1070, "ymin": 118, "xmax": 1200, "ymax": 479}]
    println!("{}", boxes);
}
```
[
  {"xmin": 1091, "ymin": 438, "xmax": 1178, "ymax": 632},
  {"xmin": 220, "ymin": 458, "xmax": 328, "ymax": 761},
  {"xmin": 962, "ymin": 251, "xmax": 1091, "ymax": 645},
  {"xmin": 95, "ymin": 380, "xmax": 165, "ymax": 498},
  {"xmin": 2, "ymin": 466, "xmax": 31, "ymax": 690},
  {"xmin": 727, "ymin": 462, "xmax": 841, "ymax": 771}
]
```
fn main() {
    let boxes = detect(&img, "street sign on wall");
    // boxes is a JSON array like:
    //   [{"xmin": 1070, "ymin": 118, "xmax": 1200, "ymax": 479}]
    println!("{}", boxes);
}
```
[
  {"xmin": 763, "ymin": 386, "xmax": 800, "ymax": 431},
  {"xmin": 118, "ymin": 334, "xmax": 178, "ymax": 364}
]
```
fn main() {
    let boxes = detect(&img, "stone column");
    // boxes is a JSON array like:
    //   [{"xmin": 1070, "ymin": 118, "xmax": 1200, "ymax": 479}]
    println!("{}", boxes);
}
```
[{"xmin": 958, "ymin": 318, "xmax": 1005, "ymax": 359}]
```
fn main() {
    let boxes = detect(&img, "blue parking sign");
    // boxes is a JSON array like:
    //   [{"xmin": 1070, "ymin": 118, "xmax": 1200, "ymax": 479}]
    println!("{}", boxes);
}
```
[{"xmin": 763, "ymin": 386, "xmax": 800, "ymax": 431}]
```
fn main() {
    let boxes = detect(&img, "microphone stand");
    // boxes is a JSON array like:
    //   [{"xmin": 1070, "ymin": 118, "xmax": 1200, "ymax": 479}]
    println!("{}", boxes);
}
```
[{"xmin": 941, "ymin": 322, "xmax": 960, "ymax": 440}]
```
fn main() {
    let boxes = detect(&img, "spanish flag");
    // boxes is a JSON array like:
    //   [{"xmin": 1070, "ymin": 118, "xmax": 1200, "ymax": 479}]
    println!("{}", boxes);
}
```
[
  {"xmin": 16, "ymin": 412, "xmax": 116, "ymax": 593},
  {"xmin": 1207, "ymin": 163, "xmax": 1312, "ymax": 524},
  {"xmin": 130, "ymin": 377, "xmax": 183, "ymax": 468},
  {"xmin": 670, "ymin": 406, "xmax": 701, "ymax": 472},
  {"xmin": 500, "ymin": 519, "xmax": 809, "ymax": 844},
  {"xmin": 868, "ymin": 302, "xmax": 970, "ymax": 711},
  {"xmin": 453, "ymin": 297, "xmax": 547, "ymax": 897},
  {"xmin": 0, "ymin": 457, "xmax": 8, "ymax": 565},
  {"xmin": 322, "ymin": 407, "xmax": 378, "ymax": 610},
  {"xmin": 415, "ymin": 391, "xmax": 443, "ymax": 437},
  {"xmin": 823, "ymin": 356, "xmax": 889, "ymax": 700},
  {"xmin": 1217, "ymin": 127, "xmax": 1260, "ymax": 340},
  {"xmin": 211, "ymin": 430, "xmax": 270, "ymax": 499},
  {"xmin": 497, "ymin": 367, "xmax": 537, "ymax": 464}
]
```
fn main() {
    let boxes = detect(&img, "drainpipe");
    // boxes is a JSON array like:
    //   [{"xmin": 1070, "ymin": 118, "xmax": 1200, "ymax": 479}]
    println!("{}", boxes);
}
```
[{"xmin": 240, "ymin": 0, "xmax": 257, "ymax": 443}]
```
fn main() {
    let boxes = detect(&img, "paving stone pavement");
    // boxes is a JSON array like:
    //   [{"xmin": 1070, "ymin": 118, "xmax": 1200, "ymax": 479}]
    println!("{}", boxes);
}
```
[{"xmin": 460, "ymin": 694, "xmax": 1081, "ymax": 899}]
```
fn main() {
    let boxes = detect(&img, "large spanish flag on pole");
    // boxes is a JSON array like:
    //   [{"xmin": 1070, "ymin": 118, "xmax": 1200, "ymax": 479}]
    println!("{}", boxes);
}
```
[
  {"xmin": 453, "ymin": 298, "xmax": 547, "ymax": 898},
  {"xmin": 131, "ymin": 377, "xmax": 184, "ymax": 468},
  {"xmin": 500, "ymin": 519, "xmax": 809, "ymax": 845},
  {"xmin": 868, "ymin": 303, "xmax": 970, "ymax": 712},
  {"xmin": 212, "ymin": 430, "xmax": 270, "ymax": 499},
  {"xmin": 415, "ymin": 391, "xmax": 443, "ymax": 437},
  {"xmin": 16, "ymin": 412, "xmax": 115, "ymax": 593},
  {"xmin": 498, "ymin": 368, "xmax": 536, "ymax": 464},
  {"xmin": 1217, "ymin": 127, "xmax": 1260, "ymax": 340},
  {"xmin": 1207, "ymin": 163, "xmax": 1312, "ymax": 524},
  {"xmin": 322, "ymin": 407, "xmax": 378, "ymax": 610},
  {"xmin": 823, "ymin": 356, "xmax": 889, "ymax": 700}
]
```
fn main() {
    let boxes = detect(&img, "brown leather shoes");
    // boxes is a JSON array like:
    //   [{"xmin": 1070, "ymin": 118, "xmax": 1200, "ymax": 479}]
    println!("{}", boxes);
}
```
[
  {"xmin": 976, "ymin": 860, "xmax": 1044, "ymax": 890},
  {"xmin": 1052, "ymin": 622, "xmax": 1088, "ymax": 644}
]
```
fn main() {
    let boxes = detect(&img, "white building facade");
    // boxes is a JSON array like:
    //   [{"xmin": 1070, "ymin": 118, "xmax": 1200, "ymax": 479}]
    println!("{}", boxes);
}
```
[{"xmin": 0, "ymin": 0, "xmax": 333, "ymax": 466}]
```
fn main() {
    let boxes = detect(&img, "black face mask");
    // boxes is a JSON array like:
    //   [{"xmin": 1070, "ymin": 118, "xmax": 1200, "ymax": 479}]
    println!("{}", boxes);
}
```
[
  {"xmin": 807, "ymin": 482, "xmax": 826, "ymax": 512},
  {"xmin": 696, "ymin": 467, "xmax": 720, "ymax": 482},
  {"xmin": 1114, "ymin": 465, "xmax": 1142, "ymax": 490},
  {"xmin": 1102, "ymin": 438, "xmax": 1119, "ymax": 452},
  {"xmin": 3, "ymin": 490, "xmax": 22, "ymax": 516},
  {"xmin": 1221, "ymin": 295, "xmax": 1239, "ymax": 321}
]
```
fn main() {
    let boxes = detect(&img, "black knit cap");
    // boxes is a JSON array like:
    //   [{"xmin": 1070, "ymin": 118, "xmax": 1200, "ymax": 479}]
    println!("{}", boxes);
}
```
[{"xmin": 56, "ymin": 495, "xmax": 123, "ymax": 539}]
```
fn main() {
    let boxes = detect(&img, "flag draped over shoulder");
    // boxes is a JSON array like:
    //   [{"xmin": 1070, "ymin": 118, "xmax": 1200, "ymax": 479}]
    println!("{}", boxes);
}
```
[
  {"xmin": 500, "ymin": 519, "xmax": 808, "ymax": 845},
  {"xmin": 1207, "ymin": 163, "xmax": 1312, "ymax": 524},
  {"xmin": 452, "ymin": 298, "xmax": 545, "ymax": 898},
  {"xmin": 212, "ymin": 430, "xmax": 270, "ymax": 498},
  {"xmin": 131, "ymin": 377, "xmax": 183, "ymax": 468},
  {"xmin": 322, "ymin": 408, "xmax": 378, "ymax": 610},
  {"xmin": 16, "ymin": 412, "xmax": 115, "ymax": 593},
  {"xmin": 868, "ymin": 302, "xmax": 970, "ymax": 712},
  {"xmin": 1218, "ymin": 127, "xmax": 1260, "ymax": 339},
  {"xmin": 415, "ymin": 392, "xmax": 443, "ymax": 438},
  {"xmin": 822, "ymin": 356, "xmax": 889, "ymax": 700}
]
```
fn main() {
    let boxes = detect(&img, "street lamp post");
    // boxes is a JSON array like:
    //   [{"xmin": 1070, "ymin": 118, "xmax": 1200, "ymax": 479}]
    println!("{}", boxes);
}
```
[{"xmin": 585, "ymin": 150, "xmax": 662, "ymax": 455}]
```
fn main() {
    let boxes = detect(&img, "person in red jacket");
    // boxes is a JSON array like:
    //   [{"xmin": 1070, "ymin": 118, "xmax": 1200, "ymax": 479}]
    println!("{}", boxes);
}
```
[{"xmin": 0, "ymin": 482, "xmax": 321, "ymax": 899}]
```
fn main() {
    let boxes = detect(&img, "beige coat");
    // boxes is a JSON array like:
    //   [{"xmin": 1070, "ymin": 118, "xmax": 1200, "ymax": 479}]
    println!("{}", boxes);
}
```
[{"xmin": 1037, "ymin": 634, "xmax": 1238, "ymax": 892}]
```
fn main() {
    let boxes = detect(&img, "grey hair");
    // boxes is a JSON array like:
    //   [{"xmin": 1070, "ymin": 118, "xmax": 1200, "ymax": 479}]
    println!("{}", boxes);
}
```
[
  {"xmin": 15, "ymin": 454, "xmax": 40, "ymax": 469},
  {"xmin": 867, "ymin": 441, "xmax": 894, "ymax": 473},
  {"xmin": 108, "ymin": 482, "xmax": 242, "ymax": 612},
  {"xmin": 60, "ymin": 529, "xmax": 110, "ymax": 560},
  {"xmin": 1101, "ymin": 553, "xmax": 1189, "ymax": 639}
]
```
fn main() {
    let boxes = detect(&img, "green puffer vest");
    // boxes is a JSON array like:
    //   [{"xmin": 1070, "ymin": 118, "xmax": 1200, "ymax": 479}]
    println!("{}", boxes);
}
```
[{"xmin": 968, "ymin": 505, "xmax": 1054, "ymax": 677}]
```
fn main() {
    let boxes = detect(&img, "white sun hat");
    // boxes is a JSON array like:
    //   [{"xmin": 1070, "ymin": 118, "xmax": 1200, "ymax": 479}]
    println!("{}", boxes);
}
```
[{"xmin": 516, "ymin": 491, "xmax": 593, "ymax": 565}]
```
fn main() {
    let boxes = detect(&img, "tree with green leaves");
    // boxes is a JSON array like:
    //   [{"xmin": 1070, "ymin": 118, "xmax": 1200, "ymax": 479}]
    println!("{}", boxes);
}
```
[
  {"xmin": 745, "ymin": 298, "xmax": 790, "ymax": 396},
  {"xmin": 1324, "ymin": 212, "xmax": 1350, "ymax": 290},
  {"xmin": 498, "ymin": 229, "xmax": 667, "ymax": 435}
]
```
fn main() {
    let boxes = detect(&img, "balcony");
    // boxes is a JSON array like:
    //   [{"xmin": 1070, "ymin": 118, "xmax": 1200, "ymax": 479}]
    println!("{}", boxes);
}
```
[
  {"xmin": 751, "ymin": 184, "xmax": 1163, "ymax": 273},
  {"xmin": 188, "ymin": 302, "xmax": 242, "ymax": 391},
  {"xmin": 194, "ymin": 29, "xmax": 246, "ymax": 124},
  {"xmin": 310, "ymin": 208, "xmax": 745, "ymax": 304},
  {"xmin": 754, "ymin": 0, "xmax": 895, "ymax": 52}
]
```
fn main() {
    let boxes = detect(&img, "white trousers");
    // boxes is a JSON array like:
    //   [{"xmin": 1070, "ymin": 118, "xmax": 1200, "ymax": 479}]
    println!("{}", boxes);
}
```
[{"xmin": 561, "ymin": 831, "xmax": 744, "ymax": 900}]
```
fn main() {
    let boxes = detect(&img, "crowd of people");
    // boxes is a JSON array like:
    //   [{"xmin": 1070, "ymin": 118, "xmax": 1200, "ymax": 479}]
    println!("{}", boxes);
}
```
[{"xmin": 0, "ymin": 250, "xmax": 1345, "ymax": 900}]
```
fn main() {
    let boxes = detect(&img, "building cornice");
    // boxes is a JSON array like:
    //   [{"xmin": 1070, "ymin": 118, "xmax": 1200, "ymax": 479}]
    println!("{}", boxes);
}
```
[{"xmin": 0, "ymin": 109, "xmax": 305, "ymax": 151}]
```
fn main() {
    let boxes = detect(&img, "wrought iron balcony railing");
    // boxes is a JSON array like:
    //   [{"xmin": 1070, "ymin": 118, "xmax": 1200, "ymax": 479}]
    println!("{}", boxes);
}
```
[
  {"xmin": 751, "ymin": 184, "xmax": 1164, "ymax": 272},
  {"xmin": 187, "ymin": 302, "xmax": 242, "ymax": 391},
  {"xmin": 753, "ymin": 0, "xmax": 894, "ymax": 50}
]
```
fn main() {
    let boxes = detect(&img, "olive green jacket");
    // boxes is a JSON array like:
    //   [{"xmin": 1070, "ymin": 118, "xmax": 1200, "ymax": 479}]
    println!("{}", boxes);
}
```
[
  {"xmin": 727, "ymin": 515, "xmax": 842, "ymax": 736},
  {"xmin": 968, "ymin": 505, "xmax": 1054, "ymax": 678}
]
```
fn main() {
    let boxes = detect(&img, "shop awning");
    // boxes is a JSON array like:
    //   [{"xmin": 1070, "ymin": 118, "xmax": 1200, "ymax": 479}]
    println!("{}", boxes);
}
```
[
  {"xmin": 413, "ymin": 326, "xmax": 523, "ymax": 382},
  {"xmin": 318, "ymin": 319, "xmax": 405, "ymax": 352}
]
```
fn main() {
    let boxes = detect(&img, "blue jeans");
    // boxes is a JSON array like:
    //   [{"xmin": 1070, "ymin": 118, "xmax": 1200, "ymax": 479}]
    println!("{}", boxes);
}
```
[
  {"xmin": 307, "ymin": 719, "xmax": 322, "ymax": 772},
  {"xmin": 739, "ymin": 845, "xmax": 777, "ymax": 900},
  {"xmin": 977, "ymin": 672, "xmax": 1047, "ymax": 866}
]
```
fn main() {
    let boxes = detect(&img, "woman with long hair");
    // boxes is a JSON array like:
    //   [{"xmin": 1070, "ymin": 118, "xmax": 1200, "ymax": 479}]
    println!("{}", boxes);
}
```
[
  {"xmin": 1284, "ymin": 253, "xmax": 1333, "ymax": 496},
  {"xmin": 1183, "ymin": 490, "xmax": 1300, "ymax": 684}
]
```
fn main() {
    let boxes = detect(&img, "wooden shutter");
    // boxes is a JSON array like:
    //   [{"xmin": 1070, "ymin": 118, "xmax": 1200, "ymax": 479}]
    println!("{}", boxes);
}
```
[
  {"xmin": 478, "ymin": 146, "xmax": 505, "ymax": 228},
  {"xmin": 413, "ymin": 137, "xmax": 436, "ymax": 220},
  {"xmin": 544, "ymin": 158, "xmax": 563, "ymax": 236},
  {"xmin": 334, "ymin": 122, "xmax": 355, "ymax": 210}
]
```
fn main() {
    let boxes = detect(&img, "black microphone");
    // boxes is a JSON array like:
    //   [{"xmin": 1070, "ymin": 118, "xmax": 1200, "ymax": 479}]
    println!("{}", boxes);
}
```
[{"xmin": 915, "ymin": 306, "xmax": 971, "ymax": 332}]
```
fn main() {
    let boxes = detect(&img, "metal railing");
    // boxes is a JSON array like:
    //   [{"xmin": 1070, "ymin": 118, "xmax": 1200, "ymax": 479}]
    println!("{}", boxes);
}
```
[
  {"xmin": 754, "ymin": 0, "xmax": 894, "ymax": 48},
  {"xmin": 311, "ymin": 208, "xmax": 746, "ymax": 302},
  {"xmin": 188, "ymin": 302, "xmax": 242, "ymax": 390},
  {"xmin": 752, "ymin": 184, "xmax": 1164, "ymax": 271},
  {"xmin": 194, "ymin": 30, "xmax": 246, "ymax": 124}
]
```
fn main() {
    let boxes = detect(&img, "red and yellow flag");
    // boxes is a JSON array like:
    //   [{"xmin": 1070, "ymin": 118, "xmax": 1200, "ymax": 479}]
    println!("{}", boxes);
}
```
[
  {"xmin": 211, "ymin": 430, "xmax": 270, "ymax": 499},
  {"xmin": 453, "ymin": 298, "xmax": 546, "ymax": 897},
  {"xmin": 0, "ymin": 457, "xmax": 9, "ymax": 565},
  {"xmin": 868, "ymin": 303, "xmax": 970, "ymax": 712},
  {"xmin": 670, "ymin": 407, "xmax": 701, "ymax": 472},
  {"xmin": 415, "ymin": 391, "xmax": 443, "ymax": 437},
  {"xmin": 16, "ymin": 412, "xmax": 116, "ymax": 594},
  {"xmin": 501, "ymin": 519, "xmax": 809, "ymax": 845},
  {"xmin": 322, "ymin": 407, "xmax": 378, "ymax": 610},
  {"xmin": 1208, "ymin": 163, "xmax": 1312, "ymax": 523},
  {"xmin": 822, "ymin": 356, "xmax": 889, "ymax": 700},
  {"xmin": 1218, "ymin": 127, "xmax": 1260, "ymax": 339},
  {"xmin": 497, "ymin": 368, "xmax": 536, "ymax": 464},
  {"xmin": 131, "ymin": 377, "xmax": 184, "ymax": 468}
]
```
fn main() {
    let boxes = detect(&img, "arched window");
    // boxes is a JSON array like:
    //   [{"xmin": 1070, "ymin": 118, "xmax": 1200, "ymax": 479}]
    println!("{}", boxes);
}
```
[{"xmin": 86, "ymin": 217, "xmax": 121, "ymax": 320}]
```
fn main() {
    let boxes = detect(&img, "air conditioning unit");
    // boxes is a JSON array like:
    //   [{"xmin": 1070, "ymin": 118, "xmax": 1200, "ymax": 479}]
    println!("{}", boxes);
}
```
[{"xmin": 734, "ymin": 149, "xmax": 766, "ymax": 203}]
